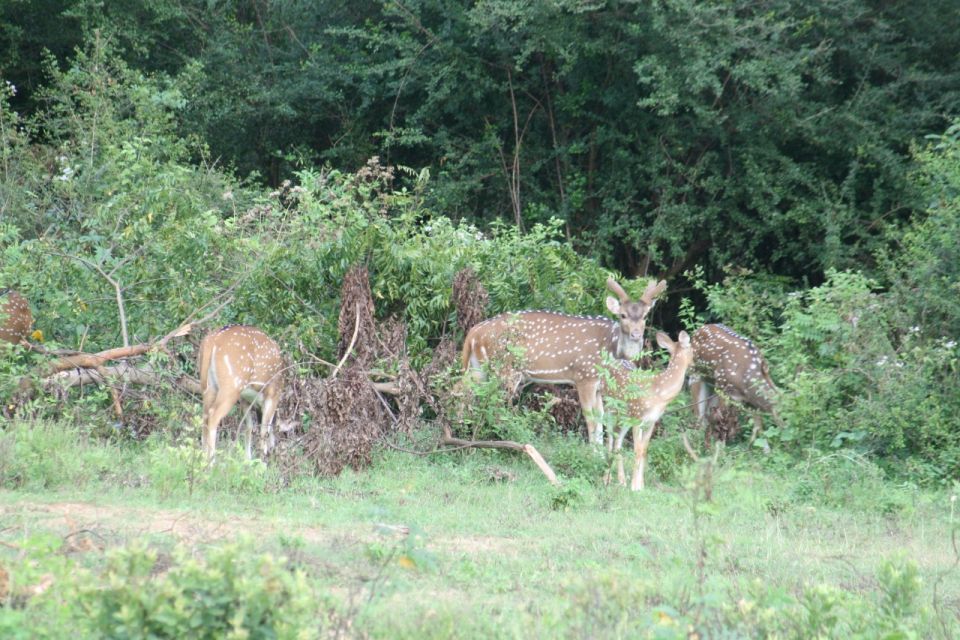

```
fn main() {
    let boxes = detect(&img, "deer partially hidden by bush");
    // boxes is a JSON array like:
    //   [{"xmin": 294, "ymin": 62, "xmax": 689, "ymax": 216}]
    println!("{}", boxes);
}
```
[
  {"xmin": 688, "ymin": 324, "xmax": 780, "ymax": 448},
  {"xmin": 0, "ymin": 289, "xmax": 32, "ymax": 346},
  {"xmin": 460, "ymin": 277, "xmax": 667, "ymax": 445},
  {"xmin": 604, "ymin": 331, "xmax": 693, "ymax": 490},
  {"xmin": 198, "ymin": 325, "xmax": 283, "ymax": 462}
]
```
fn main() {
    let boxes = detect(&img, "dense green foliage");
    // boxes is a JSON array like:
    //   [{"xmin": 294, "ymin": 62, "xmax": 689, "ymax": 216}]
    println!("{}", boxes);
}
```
[
  {"xmin": 86, "ymin": 545, "xmax": 317, "ymax": 639},
  {"xmin": 3, "ymin": 0, "xmax": 960, "ymax": 278},
  {"xmin": 1, "ymin": 18, "xmax": 960, "ymax": 486}
]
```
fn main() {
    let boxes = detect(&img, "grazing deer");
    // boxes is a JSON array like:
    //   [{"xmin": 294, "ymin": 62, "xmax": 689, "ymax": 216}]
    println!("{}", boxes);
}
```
[
  {"xmin": 0, "ymin": 289, "xmax": 32, "ymax": 346},
  {"xmin": 198, "ymin": 325, "xmax": 283, "ymax": 462},
  {"xmin": 688, "ymin": 324, "xmax": 779, "ymax": 446},
  {"xmin": 605, "ymin": 331, "xmax": 693, "ymax": 491},
  {"xmin": 461, "ymin": 278, "xmax": 668, "ymax": 445}
]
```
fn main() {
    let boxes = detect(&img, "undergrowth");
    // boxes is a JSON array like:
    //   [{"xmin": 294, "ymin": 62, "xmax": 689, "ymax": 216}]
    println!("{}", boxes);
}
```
[{"xmin": 0, "ymin": 420, "xmax": 956, "ymax": 638}]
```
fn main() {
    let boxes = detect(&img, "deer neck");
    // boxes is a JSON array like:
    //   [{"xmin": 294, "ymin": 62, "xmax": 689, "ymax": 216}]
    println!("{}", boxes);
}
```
[
  {"xmin": 645, "ymin": 352, "xmax": 692, "ymax": 403},
  {"xmin": 610, "ymin": 325, "xmax": 643, "ymax": 361}
]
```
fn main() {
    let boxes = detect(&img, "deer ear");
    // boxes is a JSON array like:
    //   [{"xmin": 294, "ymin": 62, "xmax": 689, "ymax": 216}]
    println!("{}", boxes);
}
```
[
  {"xmin": 605, "ymin": 296, "xmax": 621, "ymax": 314},
  {"xmin": 678, "ymin": 330, "xmax": 690, "ymax": 348},
  {"xmin": 655, "ymin": 331, "xmax": 672, "ymax": 351}
]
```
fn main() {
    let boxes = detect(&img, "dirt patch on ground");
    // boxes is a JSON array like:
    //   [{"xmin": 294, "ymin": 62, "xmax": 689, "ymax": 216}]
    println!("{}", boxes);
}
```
[
  {"xmin": 3, "ymin": 500, "xmax": 304, "ymax": 546},
  {"xmin": 0, "ymin": 498, "xmax": 520, "ymax": 560},
  {"xmin": 442, "ymin": 534, "xmax": 519, "ymax": 556}
]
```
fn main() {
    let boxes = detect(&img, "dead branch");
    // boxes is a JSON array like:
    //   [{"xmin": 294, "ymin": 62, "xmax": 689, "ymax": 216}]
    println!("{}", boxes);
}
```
[
  {"xmin": 682, "ymin": 431, "xmax": 700, "ymax": 461},
  {"xmin": 157, "ymin": 295, "xmax": 235, "ymax": 349},
  {"xmin": 330, "ymin": 302, "xmax": 361, "ymax": 380},
  {"xmin": 51, "ymin": 251, "xmax": 135, "ymax": 347},
  {"xmin": 439, "ymin": 424, "xmax": 559, "ymax": 486},
  {"xmin": 24, "ymin": 342, "xmax": 85, "ymax": 357},
  {"xmin": 44, "ymin": 344, "xmax": 155, "ymax": 375},
  {"xmin": 45, "ymin": 362, "xmax": 200, "ymax": 394},
  {"xmin": 372, "ymin": 381, "xmax": 400, "ymax": 395}
]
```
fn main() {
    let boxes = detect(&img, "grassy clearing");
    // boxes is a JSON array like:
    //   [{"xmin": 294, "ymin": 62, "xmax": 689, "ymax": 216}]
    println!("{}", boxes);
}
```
[{"xmin": 0, "ymin": 420, "xmax": 957, "ymax": 638}]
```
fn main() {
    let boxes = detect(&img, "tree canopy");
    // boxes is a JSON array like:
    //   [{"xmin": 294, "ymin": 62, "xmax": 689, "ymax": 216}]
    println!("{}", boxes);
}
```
[{"xmin": 4, "ymin": 0, "xmax": 958, "ymax": 281}]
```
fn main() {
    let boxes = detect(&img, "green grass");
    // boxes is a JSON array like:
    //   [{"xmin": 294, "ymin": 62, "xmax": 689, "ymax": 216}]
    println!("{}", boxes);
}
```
[{"xmin": 0, "ymin": 419, "xmax": 957, "ymax": 638}]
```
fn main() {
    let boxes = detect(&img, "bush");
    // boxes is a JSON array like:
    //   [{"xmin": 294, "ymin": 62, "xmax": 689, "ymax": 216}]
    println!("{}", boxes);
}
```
[
  {"xmin": 766, "ymin": 271, "xmax": 960, "ymax": 483},
  {"xmin": 560, "ymin": 558, "xmax": 937, "ymax": 639},
  {"xmin": 84, "ymin": 544, "xmax": 319, "ymax": 639},
  {"xmin": 546, "ymin": 434, "xmax": 607, "ymax": 483}
]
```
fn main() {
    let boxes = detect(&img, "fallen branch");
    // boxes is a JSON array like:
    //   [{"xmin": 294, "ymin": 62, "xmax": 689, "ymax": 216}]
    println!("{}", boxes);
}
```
[
  {"xmin": 440, "ymin": 424, "xmax": 559, "ymax": 486},
  {"xmin": 45, "ymin": 344, "xmax": 155, "ymax": 375},
  {"xmin": 372, "ymin": 381, "xmax": 400, "ymax": 395},
  {"xmin": 40, "ymin": 293, "xmax": 231, "ymax": 377},
  {"xmin": 45, "ymin": 362, "xmax": 200, "ymax": 394}
]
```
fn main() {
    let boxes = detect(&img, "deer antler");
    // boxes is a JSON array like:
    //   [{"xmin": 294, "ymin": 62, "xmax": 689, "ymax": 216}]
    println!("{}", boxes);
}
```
[
  {"xmin": 605, "ymin": 277, "xmax": 630, "ymax": 303},
  {"xmin": 640, "ymin": 279, "xmax": 668, "ymax": 305}
]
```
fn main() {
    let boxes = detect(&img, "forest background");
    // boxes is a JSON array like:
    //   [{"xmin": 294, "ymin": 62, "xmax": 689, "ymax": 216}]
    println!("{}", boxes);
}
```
[
  {"xmin": 1, "ymin": 1, "xmax": 960, "ymax": 637},
  {"xmin": 4, "ymin": 0, "xmax": 958, "ymax": 481}
]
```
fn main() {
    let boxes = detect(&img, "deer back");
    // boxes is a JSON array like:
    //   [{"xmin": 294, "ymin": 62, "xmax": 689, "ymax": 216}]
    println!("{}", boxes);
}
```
[
  {"xmin": 691, "ymin": 324, "xmax": 777, "ymax": 412},
  {"xmin": 462, "ymin": 311, "xmax": 621, "ymax": 383},
  {"xmin": 199, "ymin": 325, "xmax": 283, "ymax": 395},
  {"xmin": 0, "ymin": 289, "xmax": 33, "ymax": 345}
]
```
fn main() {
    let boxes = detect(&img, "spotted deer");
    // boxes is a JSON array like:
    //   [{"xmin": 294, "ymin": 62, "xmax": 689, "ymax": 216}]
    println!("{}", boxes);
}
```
[
  {"xmin": 605, "ymin": 331, "xmax": 693, "ymax": 490},
  {"xmin": 198, "ymin": 325, "xmax": 283, "ymax": 462},
  {"xmin": 0, "ymin": 289, "xmax": 33, "ymax": 346},
  {"xmin": 688, "ymin": 324, "xmax": 779, "ymax": 446},
  {"xmin": 461, "ymin": 278, "xmax": 667, "ymax": 445}
]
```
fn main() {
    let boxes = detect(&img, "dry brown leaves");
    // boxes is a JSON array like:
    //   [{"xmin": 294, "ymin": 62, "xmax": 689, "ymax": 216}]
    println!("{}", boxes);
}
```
[
  {"xmin": 704, "ymin": 402, "xmax": 742, "ymax": 447},
  {"xmin": 274, "ymin": 262, "xmax": 502, "ymax": 477},
  {"xmin": 451, "ymin": 267, "xmax": 489, "ymax": 333}
]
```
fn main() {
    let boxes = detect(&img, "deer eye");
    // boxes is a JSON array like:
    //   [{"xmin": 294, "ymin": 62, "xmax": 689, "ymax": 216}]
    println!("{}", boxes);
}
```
[{"xmin": 620, "ymin": 313, "xmax": 627, "ymax": 319}]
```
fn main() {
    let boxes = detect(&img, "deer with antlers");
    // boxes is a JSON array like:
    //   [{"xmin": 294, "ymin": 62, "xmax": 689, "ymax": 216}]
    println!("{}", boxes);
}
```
[
  {"xmin": 688, "ymin": 324, "xmax": 779, "ymax": 447},
  {"xmin": 605, "ymin": 330, "xmax": 693, "ymax": 490},
  {"xmin": 0, "ymin": 289, "xmax": 32, "ymax": 346},
  {"xmin": 198, "ymin": 325, "xmax": 283, "ymax": 462},
  {"xmin": 461, "ymin": 277, "xmax": 668, "ymax": 445}
]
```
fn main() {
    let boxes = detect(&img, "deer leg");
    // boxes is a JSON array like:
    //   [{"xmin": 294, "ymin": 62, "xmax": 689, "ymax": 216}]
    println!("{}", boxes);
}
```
[
  {"xmin": 259, "ymin": 384, "xmax": 280, "ymax": 457},
  {"xmin": 614, "ymin": 425, "xmax": 630, "ymax": 486},
  {"xmin": 237, "ymin": 398, "xmax": 256, "ymax": 460},
  {"xmin": 690, "ymin": 376, "xmax": 710, "ymax": 428},
  {"xmin": 200, "ymin": 383, "xmax": 217, "ymax": 459},
  {"xmin": 748, "ymin": 411, "xmax": 771, "ymax": 454},
  {"xmin": 203, "ymin": 392, "xmax": 239, "ymax": 463},
  {"xmin": 631, "ymin": 420, "xmax": 656, "ymax": 491},
  {"xmin": 576, "ymin": 379, "xmax": 603, "ymax": 446}
]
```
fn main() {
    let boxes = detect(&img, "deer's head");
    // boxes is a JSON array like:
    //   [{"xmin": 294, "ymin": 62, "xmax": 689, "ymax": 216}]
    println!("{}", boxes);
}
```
[{"xmin": 605, "ymin": 277, "xmax": 667, "ymax": 360}]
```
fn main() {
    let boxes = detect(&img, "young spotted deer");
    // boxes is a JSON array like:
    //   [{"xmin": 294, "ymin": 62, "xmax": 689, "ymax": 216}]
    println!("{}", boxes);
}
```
[
  {"xmin": 0, "ymin": 289, "xmax": 33, "ymax": 346},
  {"xmin": 688, "ymin": 324, "xmax": 779, "ymax": 446},
  {"xmin": 605, "ymin": 331, "xmax": 693, "ymax": 491},
  {"xmin": 461, "ymin": 278, "xmax": 668, "ymax": 445},
  {"xmin": 198, "ymin": 325, "xmax": 283, "ymax": 462}
]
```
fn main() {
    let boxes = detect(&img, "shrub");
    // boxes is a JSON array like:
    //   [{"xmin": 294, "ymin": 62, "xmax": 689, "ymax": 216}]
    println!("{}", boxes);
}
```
[
  {"xmin": 84, "ymin": 544, "xmax": 319, "ymax": 639},
  {"xmin": 766, "ymin": 271, "xmax": 960, "ymax": 483}
]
